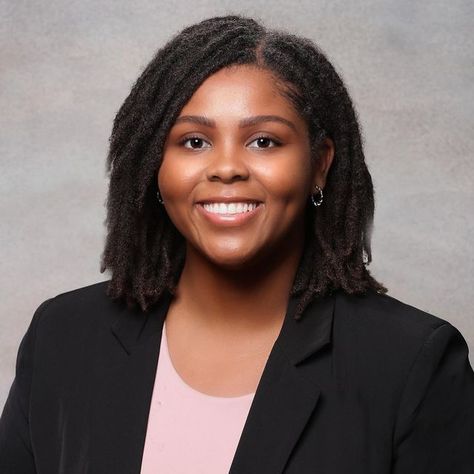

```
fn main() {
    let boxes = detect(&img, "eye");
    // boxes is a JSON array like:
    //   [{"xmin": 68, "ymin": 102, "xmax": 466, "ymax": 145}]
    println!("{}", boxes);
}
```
[
  {"xmin": 179, "ymin": 136, "xmax": 211, "ymax": 150},
  {"xmin": 248, "ymin": 135, "xmax": 282, "ymax": 149}
]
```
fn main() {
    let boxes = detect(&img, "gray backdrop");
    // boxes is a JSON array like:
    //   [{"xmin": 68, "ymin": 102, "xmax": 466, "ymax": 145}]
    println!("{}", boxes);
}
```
[{"xmin": 1, "ymin": 0, "xmax": 473, "ymax": 408}]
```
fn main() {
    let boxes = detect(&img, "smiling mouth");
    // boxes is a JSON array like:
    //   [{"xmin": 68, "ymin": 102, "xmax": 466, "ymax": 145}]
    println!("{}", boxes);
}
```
[
  {"xmin": 200, "ymin": 202, "xmax": 261, "ymax": 215},
  {"xmin": 196, "ymin": 201, "xmax": 263, "ymax": 226}
]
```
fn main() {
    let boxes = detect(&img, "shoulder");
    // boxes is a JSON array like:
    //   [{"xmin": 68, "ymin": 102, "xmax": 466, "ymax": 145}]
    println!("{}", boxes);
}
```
[
  {"xmin": 329, "ymin": 291, "xmax": 474, "ymax": 463},
  {"xmin": 333, "ymin": 288, "xmax": 456, "ymax": 344},
  {"xmin": 11, "ymin": 280, "xmax": 123, "ymax": 392},
  {"xmin": 31, "ymin": 280, "xmax": 122, "ymax": 339},
  {"xmin": 330, "ymin": 289, "xmax": 471, "ymax": 388},
  {"xmin": 45, "ymin": 279, "xmax": 112, "ymax": 309}
]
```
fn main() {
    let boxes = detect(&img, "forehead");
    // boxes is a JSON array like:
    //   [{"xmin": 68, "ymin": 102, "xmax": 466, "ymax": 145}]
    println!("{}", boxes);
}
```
[{"xmin": 179, "ymin": 65, "xmax": 298, "ymax": 117}]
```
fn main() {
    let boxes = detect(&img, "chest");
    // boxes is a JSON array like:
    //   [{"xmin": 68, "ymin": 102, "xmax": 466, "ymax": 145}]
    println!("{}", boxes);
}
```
[{"xmin": 164, "ymin": 312, "xmax": 280, "ymax": 398}]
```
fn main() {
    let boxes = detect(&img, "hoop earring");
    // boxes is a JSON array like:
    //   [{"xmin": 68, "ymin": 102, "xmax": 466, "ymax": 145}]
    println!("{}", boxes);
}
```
[
  {"xmin": 311, "ymin": 185, "xmax": 323, "ymax": 207},
  {"xmin": 156, "ymin": 189, "xmax": 164, "ymax": 204}
]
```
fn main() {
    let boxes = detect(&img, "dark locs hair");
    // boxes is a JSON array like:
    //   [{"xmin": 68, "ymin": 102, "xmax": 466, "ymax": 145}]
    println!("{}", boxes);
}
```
[{"xmin": 100, "ymin": 14, "xmax": 388, "ymax": 320}]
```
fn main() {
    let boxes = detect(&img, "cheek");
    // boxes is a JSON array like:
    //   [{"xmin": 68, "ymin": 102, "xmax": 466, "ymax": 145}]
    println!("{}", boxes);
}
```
[
  {"xmin": 157, "ymin": 156, "xmax": 205, "ymax": 237},
  {"xmin": 157, "ymin": 155, "xmax": 200, "ymax": 202},
  {"xmin": 254, "ymin": 160, "xmax": 310, "ymax": 204}
]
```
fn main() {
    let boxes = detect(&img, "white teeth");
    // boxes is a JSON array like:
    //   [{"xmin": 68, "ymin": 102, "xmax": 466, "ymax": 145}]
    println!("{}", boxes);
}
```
[{"xmin": 202, "ymin": 202, "xmax": 259, "ymax": 214}]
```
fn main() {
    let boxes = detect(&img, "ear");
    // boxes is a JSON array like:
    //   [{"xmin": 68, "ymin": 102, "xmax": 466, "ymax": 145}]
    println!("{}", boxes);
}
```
[{"xmin": 312, "ymin": 137, "xmax": 335, "ymax": 190}]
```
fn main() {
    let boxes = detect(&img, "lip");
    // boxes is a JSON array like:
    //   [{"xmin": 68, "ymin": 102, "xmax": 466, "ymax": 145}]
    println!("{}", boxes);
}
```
[{"xmin": 196, "ymin": 202, "xmax": 263, "ymax": 227}]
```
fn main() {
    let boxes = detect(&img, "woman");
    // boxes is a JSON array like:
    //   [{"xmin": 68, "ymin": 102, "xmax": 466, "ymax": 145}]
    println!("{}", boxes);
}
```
[{"xmin": 1, "ymin": 14, "xmax": 473, "ymax": 474}]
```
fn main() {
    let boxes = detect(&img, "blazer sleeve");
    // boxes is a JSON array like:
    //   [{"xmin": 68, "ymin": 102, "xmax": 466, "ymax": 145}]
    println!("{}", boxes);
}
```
[
  {"xmin": 0, "ymin": 298, "xmax": 54, "ymax": 474},
  {"xmin": 392, "ymin": 322, "xmax": 474, "ymax": 473}
]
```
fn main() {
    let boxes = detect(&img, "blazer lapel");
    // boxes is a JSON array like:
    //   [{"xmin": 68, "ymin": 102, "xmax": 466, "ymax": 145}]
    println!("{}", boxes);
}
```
[
  {"xmin": 229, "ymin": 292, "xmax": 336, "ymax": 473},
  {"xmin": 106, "ymin": 289, "xmax": 335, "ymax": 474},
  {"xmin": 90, "ymin": 290, "xmax": 173, "ymax": 474}
]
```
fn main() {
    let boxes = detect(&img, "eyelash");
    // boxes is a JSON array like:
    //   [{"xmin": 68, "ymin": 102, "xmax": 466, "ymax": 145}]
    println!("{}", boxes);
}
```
[{"xmin": 178, "ymin": 135, "xmax": 282, "ymax": 150}]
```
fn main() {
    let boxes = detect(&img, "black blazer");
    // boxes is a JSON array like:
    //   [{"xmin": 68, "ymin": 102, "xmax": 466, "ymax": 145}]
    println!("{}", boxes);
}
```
[{"xmin": 1, "ymin": 280, "xmax": 473, "ymax": 473}]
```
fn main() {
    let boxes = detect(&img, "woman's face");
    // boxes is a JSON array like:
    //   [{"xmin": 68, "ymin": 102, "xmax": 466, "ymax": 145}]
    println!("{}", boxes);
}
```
[{"xmin": 158, "ymin": 64, "xmax": 333, "ymax": 269}]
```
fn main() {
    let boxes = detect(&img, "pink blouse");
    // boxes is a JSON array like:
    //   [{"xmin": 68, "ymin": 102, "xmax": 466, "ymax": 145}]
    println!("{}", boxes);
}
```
[{"xmin": 140, "ymin": 320, "xmax": 256, "ymax": 474}]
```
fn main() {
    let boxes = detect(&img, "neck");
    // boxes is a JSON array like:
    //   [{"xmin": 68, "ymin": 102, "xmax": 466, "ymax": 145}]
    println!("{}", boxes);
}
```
[{"xmin": 171, "ymin": 235, "xmax": 305, "ymax": 334}]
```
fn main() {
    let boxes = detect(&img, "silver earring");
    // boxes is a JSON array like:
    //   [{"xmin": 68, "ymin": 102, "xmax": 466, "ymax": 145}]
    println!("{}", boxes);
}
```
[
  {"xmin": 311, "ymin": 185, "xmax": 323, "ymax": 207},
  {"xmin": 156, "ymin": 189, "xmax": 164, "ymax": 204}
]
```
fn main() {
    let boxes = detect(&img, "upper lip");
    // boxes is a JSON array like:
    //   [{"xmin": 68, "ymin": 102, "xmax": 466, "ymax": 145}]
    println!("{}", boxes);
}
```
[{"xmin": 197, "ymin": 196, "xmax": 263, "ymax": 204}]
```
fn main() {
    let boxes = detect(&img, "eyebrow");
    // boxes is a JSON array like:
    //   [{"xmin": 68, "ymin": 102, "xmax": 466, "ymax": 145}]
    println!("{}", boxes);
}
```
[{"xmin": 173, "ymin": 114, "xmax": 297, "ymax": 132}]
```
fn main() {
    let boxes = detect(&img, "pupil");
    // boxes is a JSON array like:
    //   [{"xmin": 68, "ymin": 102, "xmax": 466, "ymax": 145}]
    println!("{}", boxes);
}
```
[
  {"xmin": 192, "ymin": 138, "xmax": 201, "ymax": 148},
  {"xmin": 259, "ymin": 138, "xmax": 269, "ymax": 147}
]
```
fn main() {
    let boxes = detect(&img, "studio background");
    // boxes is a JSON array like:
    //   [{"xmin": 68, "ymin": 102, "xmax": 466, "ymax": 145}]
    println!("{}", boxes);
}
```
[{"xmin": 1, "ymin": 0, "xmax": 473, "ymax": 408}]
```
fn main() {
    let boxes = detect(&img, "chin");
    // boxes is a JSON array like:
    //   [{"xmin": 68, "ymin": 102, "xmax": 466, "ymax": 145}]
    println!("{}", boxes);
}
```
[{"xmin": 204, "ymin": 249, "xmax": 261, "ymax": 270}]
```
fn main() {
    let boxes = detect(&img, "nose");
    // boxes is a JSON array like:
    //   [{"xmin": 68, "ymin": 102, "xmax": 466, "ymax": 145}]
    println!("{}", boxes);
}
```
[{"xmin": 206, "ymin": 142, "xmax": 250, "ymax": 183}]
